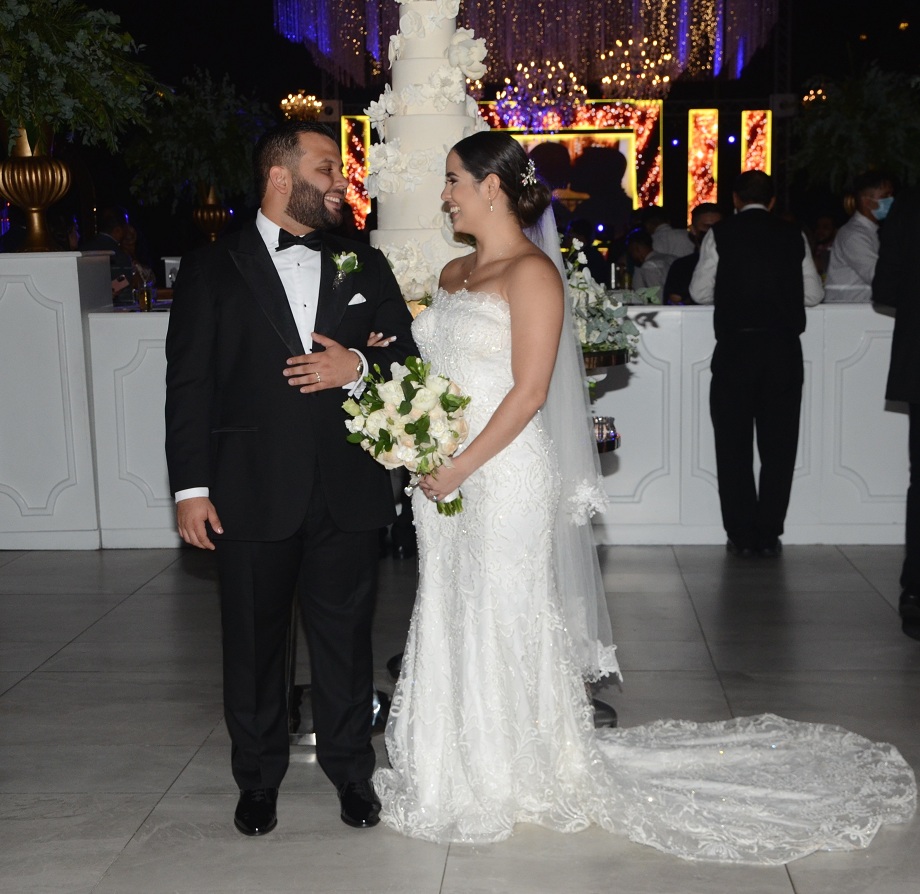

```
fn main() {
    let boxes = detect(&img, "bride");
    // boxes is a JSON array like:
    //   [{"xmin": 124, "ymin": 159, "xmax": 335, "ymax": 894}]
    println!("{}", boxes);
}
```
[{"xmin": 371, "ymin": 131, "xmax": 916, "ymax": 863}]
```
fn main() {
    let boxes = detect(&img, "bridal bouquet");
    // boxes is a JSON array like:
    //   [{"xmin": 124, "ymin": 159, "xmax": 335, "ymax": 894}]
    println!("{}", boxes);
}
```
[{"xmin": 342, "ymin": 356, "xmax": 471, "ymax": 515}]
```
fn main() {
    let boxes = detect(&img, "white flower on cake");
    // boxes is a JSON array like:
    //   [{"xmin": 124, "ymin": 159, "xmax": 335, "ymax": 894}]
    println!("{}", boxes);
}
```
[
  {"xmin": 367, "ymin": 141, "xmax": 442, "ymax": 197},
  {"xmin": 449, "ymin": 29, "xmax": 488, "ymax": 80},
  {"xmin": 388, "ymin": 33, "xmax": 402, "ymax": 66},
  {"xmin": 398, "ymin": 8, "xmax": 425, "ymax": 38},
  {"xmin": 366, "ymin": 86, "xmax": 397, "ymax": 137},
  {"xmin": 436, "ymin": 0, "xmax": 461, "ymax": 17},
  {"xmin": 380, "ymin": 237, "xmax": 455, "ymax": 302},
  {"xmin": 427, "ymin": 65, "xmax": 467, "ymax": 107}
]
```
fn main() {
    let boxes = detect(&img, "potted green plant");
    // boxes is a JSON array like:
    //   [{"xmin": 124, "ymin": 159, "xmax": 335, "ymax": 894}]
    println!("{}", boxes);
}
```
[
  {"xmin": 0, "ymin": 0, "xmax": 165, "ymax": 250},
  {"xmin": 793, "ymin": 64, "xmax": 920, "ymax": 196},
  {"xmin": 125, "ymin": 68, "xmax": 275, "ymax": 241}
]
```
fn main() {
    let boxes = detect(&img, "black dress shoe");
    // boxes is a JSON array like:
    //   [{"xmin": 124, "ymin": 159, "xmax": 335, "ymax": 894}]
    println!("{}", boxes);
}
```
[
  {"xmin": 338, "ymin": 779, "xmax": 381, "ymax": 828},
  {"xmin": 234, "ymin": 788, "xmax": 278, "ymax": 836},
  {"xmin": 899, "ymin": 591, "xmax": 920, "ymax": 640},
  {"xmin": 726, "ymin": 539, "xmax": 756, "ymax": 558},
  {"xmin": 757, "ymin": 539, "xmax": 783, "ymax": 558}
]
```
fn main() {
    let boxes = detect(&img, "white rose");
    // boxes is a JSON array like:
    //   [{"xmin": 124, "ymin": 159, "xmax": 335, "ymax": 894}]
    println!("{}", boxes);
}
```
[
  {"xmin": 412, "ymin": 387, "xmax": 439, "ymax": 412},
  {"xmin": 394, "ymin": 444, "xmax": 418, "ymax": 465},
  {"xmin": 377, "ymin": 380, "xmax": 403, "ymax": 404},
  {"xmin": 425, "ymin": 375, "xmax": 449, "ymax": 395},
  {"xmin": 429, "ymin": 416, "xmax": 449, "ymax": 438},
  {"xmin": 364, "ymin": 409, "xmax": 388, "ymax": 439},
  {"xmin": 452, "ymin": 417, "xmax": 470, "ymax": 441},
  {"xmin": 375, "ymin": 449, "xmax": 403, "ymax": 471},
  {"xmin": 438, "ymin": 437, "xmax": 459, "ymax": 457}
]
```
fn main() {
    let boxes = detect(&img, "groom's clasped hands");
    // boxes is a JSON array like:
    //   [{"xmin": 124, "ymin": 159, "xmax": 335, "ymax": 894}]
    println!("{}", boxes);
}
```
[{"xmin": 283, "ymin": 331, "xmax": 397, "ymax": 392}]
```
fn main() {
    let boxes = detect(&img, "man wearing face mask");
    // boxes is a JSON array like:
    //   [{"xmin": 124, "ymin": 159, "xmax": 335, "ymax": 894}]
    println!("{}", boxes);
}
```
[{"xmin": 824, "ymin": 171, "xmax": 894, "ymax": 302}]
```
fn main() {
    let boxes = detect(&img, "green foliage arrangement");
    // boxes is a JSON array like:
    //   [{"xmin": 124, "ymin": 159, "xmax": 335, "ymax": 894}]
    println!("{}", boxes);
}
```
[
  {"xmin": 793, "ymin": 64, "xmax": 920, "ymax": 193},
  {"xmin": 0, "ymin": 0, "xmax": 165, "ymax": 155},
  {"xmin": 125, "ymin": 68, "xmax": 276, "ymax": 211}
]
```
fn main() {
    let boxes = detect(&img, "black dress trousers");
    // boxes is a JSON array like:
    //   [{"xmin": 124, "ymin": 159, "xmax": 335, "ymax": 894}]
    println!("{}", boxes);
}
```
[
  {"xmin": 214, "ymin": 468, "xmax": 379, "ymax": 791},
  {"xmin": 709, "ymin": 331, "xmax": 804, "ymax": 549}
]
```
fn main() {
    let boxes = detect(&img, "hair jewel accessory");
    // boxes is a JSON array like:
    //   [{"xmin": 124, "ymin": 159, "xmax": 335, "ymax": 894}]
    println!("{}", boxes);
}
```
[{"xmin": 521, "ymin": 158, "xmax": 537, "ymax": 188}]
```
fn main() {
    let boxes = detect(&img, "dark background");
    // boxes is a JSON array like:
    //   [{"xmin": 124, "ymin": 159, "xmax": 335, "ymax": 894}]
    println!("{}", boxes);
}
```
[{"xmin": 69, "ymin": 1, "xmax": 920, "ymax": 263}]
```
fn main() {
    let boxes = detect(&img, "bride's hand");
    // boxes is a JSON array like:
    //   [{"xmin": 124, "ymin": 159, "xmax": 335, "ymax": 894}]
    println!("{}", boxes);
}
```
[
  {"xmin": 366, "ymin": 331, "xmax": 396, "ymax": 347},
  {"xmin": 419, "ymin": 461, "xmax": 468, "ymax": 503}
]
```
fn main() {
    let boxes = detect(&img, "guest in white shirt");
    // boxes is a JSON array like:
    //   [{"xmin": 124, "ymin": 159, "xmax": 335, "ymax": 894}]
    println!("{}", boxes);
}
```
[
  {"xmin": 626, "ymin": 227, "xmax": 676, "ymax": 293},
  {"xmin": 644, "ymin": 207, "xmax": 695, "ymax": 258},
  {"xmin": 824, "ymin": 171, "xmax": 894, "ymax": 302}
]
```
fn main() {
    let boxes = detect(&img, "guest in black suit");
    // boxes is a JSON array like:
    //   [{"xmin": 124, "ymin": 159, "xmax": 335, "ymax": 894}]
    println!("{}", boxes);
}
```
[
  {"xmin": 872, "ymin": 188, "xmax": 920, "ymax": 639},
  {"xmin": 165, "ymin": 121, "xmax": 416, "ymax": 835},
  {"xmin": 79, "ymin": 205, "xmax": 134, "ymax": 304},
  {"xmin": 690, "ymin": 172, "xmax": 824, "ymax": 557}
]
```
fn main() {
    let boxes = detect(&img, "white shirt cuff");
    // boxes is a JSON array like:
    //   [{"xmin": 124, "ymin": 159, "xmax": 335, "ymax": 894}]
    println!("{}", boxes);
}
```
[
  {"xmin": 345, "ymin": 348, "xmax": 368, "ymax": 398},
  {"xmin": 175, "ymin": 487, "xmax": 209, "ymax": 503}
]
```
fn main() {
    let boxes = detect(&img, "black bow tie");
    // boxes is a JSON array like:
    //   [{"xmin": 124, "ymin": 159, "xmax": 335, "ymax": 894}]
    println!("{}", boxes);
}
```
[{"xmin": 276, "ymin": 228, "xmax": 323, "ymax": 251}]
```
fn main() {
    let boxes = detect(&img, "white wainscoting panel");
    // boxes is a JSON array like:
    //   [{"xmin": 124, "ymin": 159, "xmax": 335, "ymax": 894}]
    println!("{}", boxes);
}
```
[
  {"xmin": 88, "ymin": 311, "xmax": 181, "ymax": 548},
  {"xmin": 0, "ymin": 254, "xmax": 109, "ymax": 548}
]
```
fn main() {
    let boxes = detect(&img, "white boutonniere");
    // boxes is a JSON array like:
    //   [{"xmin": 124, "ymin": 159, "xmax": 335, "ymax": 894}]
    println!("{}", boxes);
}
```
[{"xmin": 332, "ymin": 251, "xmax": 363, "ymax": 287}]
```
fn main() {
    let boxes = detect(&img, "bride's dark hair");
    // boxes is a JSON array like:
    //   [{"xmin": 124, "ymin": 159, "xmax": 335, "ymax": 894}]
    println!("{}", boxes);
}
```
[{"xmin": 451, "ymin": 131, "xmax": 551, "ymax": 228}]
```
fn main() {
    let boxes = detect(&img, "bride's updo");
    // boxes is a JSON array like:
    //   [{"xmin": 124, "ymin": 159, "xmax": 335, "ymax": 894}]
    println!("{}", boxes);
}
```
[{"xmin": 451, "ymin": 131, "xmax": 552, "ymax": 228}]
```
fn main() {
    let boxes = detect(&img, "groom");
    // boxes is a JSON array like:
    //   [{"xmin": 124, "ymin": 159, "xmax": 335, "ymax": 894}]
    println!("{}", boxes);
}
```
[{"xmin": 165, "ymin": 121, "xmax": 415, "ymax": 835}]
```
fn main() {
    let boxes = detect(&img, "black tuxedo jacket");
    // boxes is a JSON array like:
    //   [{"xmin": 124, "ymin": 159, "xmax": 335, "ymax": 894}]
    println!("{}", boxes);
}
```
[
  {"xmin": 165, "ymin": 222, "xmax": 417, "ymax": 541},
  {"xmin": 874, "ymin": 189, "xmax": 920, "ymax": 404}
]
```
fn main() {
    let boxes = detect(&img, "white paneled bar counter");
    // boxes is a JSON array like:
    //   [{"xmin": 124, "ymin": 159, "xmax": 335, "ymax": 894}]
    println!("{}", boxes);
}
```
[
  {"xmin": 593, "ymin": 304, "xmax": 906, "ymax": 544},
  {"xmin": 0, "ymin": 255, "xmax": 907, "ymax": 548}
]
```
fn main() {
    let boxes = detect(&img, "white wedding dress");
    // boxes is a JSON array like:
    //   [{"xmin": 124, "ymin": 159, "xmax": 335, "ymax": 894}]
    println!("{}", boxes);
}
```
[{"xmin": 372, "ymin": 288, "xmax": 916, "ymax": 863}]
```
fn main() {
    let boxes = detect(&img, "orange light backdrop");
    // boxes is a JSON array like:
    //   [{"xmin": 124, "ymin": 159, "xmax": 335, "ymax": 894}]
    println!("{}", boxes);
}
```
[
  {"xmin": 741, "ymin": 110, "xmax": 771, "ymax": 174},
  {"xmin": 688, "ymin": 109, "xmax": 718, "ymax": 219}
]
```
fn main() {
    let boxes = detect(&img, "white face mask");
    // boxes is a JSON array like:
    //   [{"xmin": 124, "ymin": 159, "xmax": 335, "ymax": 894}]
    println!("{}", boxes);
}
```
[{"xmin": 875, "ymin": 196, "xmax": 894, "ymax": 221}]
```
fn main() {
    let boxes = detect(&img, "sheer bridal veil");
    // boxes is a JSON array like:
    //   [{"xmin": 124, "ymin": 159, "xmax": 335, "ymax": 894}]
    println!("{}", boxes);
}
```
[{"xmin": 525, "ymin": 207, "xmax": 620, "ymax": 682}]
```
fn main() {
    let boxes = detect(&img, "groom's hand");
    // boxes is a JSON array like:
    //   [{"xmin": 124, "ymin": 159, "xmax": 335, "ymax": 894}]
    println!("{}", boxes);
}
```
[
  {"xmin": 176, "ymin": 497, "xmax": 223, "ymax": 550},
  {"xmin": 284, "ymin": 333, "xmax": 364, "ymax": 393}
]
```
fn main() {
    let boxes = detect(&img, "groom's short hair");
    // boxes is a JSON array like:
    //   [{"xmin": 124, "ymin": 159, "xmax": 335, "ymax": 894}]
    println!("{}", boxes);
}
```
[{"xmin": 253, "ymin": 122, "xmax": 337, "ymax": 196}]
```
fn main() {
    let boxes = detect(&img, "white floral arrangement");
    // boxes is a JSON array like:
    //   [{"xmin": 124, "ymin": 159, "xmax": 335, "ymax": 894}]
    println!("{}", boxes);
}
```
[
  {"xmin": 378, "ymin": 236, "xmax": 454, "ymax": 301},
  {"xmin": 343, "ymin": 355, "xmax": 471, "ymax": 515},
  {"xmin": 366, "ymin": 140, "xmax": 444, "ymax": 197},
  {"xmin": 564, "ymin": 238, "xmax": 640, "ymax": 354}
]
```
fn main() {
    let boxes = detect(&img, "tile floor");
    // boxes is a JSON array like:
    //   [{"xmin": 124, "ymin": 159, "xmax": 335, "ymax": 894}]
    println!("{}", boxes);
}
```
[{"xmin": 1, "ymin": 544, "xmax": 918, "ymax": 893}]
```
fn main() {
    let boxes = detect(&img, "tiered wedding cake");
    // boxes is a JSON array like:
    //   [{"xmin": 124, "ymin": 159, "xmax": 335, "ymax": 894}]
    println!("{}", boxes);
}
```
[{"xmin": 366, "ymin": 0, "xmax": 488, "ymax": 302}]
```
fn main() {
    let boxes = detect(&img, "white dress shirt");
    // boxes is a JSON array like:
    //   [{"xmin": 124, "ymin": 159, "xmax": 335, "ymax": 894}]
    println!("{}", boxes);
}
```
[
  {"xmin": 652, "ymin": 224, "xmax": 695, "ymax": 258},
  {"xmin": 175, "ymin": 211, "xmax": 366, "ymax": 503},
  {"xmin": 632, "ymin": 251, "xmax": 676, "ymax": 290},
  {"xmin": 689, "ymin": 205, "xmax": 824, "ymax": 307},
  {"xmin": 823, "ymin": 211, "xmax": 879, "ymax": 303}
]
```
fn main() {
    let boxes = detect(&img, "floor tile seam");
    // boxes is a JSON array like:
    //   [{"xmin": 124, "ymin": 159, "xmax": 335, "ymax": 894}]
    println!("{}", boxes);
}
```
[
  {"xmin": 836, "ymin": 543, "xmax": 900, "ymax": 604},
  {"xmin": 670, "ymin": 546, "xmax": 759, "ymax": 720}
]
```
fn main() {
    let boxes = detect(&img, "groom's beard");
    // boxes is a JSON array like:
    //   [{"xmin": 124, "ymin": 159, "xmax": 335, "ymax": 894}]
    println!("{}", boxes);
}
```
[{"xmin": 286, "ymin": 173, "xmax": 343, "ymax": 231}]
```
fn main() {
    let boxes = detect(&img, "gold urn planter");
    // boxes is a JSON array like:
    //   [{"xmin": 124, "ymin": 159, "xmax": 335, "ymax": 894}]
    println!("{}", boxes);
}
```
[
  {"xmin": 192, "ymin": 183, "xmax": 232, "ymax": 243},
  {"xmin": 0, "ymin": 128, "xmax": 71, "ymax": 252}
]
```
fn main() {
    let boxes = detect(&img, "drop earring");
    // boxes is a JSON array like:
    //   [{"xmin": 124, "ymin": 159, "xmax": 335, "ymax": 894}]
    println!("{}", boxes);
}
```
[{"xmin": 489, "ymin": 195, "xmax": 494, "ymax": 212}]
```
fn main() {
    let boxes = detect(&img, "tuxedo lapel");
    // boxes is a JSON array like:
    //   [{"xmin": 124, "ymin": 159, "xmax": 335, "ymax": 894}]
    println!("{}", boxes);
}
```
[
  {"xmin": 229, "ymin": 226, "xmax": 305, "ymax": 356},
  {"xmin": 312, "ymin": 244, "xmax": 351, "ymax": 342}
]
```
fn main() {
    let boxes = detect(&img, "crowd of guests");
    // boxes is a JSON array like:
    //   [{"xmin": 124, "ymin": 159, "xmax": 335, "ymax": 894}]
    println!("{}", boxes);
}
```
[{"xmin": 553, "ymin": 167, "xmax": 897, "ymax": 311}]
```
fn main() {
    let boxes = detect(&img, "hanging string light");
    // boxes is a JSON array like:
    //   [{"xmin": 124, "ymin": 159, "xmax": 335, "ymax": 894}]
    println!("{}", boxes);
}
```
[
  {"xmin": 273, "ymin": 1, "xmax": 776, "ymax": 90},
  {"xmin": 494, "ymin": 60, "xmax": 588, "ymax": 131},
  {"xmin": 597, "ymin": 37, "xmax": 679, "ymax": 99}
]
